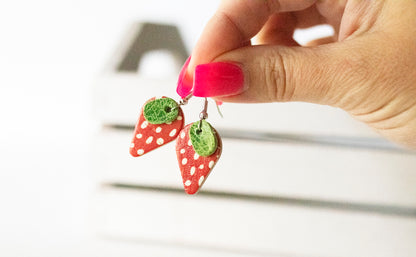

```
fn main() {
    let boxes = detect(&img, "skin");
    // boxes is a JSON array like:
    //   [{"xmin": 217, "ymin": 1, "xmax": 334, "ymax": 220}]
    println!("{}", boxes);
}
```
[{"xmin": 186, "ymin": 0, "xmax": 416, "ymax": 149}]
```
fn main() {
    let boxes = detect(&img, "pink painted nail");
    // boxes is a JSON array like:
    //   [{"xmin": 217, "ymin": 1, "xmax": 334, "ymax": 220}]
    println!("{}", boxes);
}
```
[
  {"xmin": 193, "ymin": 62, "xmax": 245, "ymax": 97},
  {"xmin": 176, "ymin": 56, "xmax": 193, "ymax": 98}
]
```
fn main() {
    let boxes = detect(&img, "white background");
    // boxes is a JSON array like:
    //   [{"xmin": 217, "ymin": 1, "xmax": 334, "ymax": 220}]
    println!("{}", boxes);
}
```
[{"xmin": 0, "ymin": 1, "xmax": 334, "ymax": 256}]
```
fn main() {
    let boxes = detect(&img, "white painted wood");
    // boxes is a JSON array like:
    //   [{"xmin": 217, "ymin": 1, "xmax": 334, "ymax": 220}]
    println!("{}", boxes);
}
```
[
  {"xmin": 95, "ymin": 188, "xmax": 416, "ymax": 257},
  {"xmin": 91, "ymin": 128, "xmax": 416, "ymax": 208}
]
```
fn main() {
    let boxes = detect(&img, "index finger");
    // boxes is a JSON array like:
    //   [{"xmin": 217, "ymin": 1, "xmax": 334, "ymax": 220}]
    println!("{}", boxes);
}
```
[{"xmin": 187, "ymin": 0, "xmax": 317, "ymax": 74}]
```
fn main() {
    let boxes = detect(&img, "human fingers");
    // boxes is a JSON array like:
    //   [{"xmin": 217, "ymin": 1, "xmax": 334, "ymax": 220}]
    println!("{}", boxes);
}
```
[
  {"xmin": 187, "ymin": 0, "xmax": 317, "ymax": 74},
  {"xmin": 194, "ymin": 13, "xmax": 416, "ymax": 149},
  {"xmin": 199, "ymin": 42, "xmax": 349, "ymax": 105},
  {"xmin": 197, "ymin": 31, "xmax": 416, "ymax": 148},
  {"xmin": 254, "ymin": 13, "xmax": 300, "ymax": 46},
  {"xmin": 177, "ymin": 0, "xmax": 317, "ymax": 98},
  {"xmin": 256, "ymin": 1, "xmax": 347, "ymax": 46},
  {"xmin": 255, "ymin": 4, "xmax": 328, "ymax": 46}
]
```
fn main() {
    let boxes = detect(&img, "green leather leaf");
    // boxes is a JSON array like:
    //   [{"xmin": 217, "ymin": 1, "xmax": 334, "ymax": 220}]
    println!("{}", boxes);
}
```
[
  {"xmin": 189, "ymin": 120, "xmax": 218, "ymax": 157},
  {"xmin": 144, "ymin": 98, "xmax": 179, "ymax": 124}
]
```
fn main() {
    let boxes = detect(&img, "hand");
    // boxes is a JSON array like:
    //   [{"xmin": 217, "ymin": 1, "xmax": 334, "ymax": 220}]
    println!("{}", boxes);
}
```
[{"xmin": 182, "ymin": 0, "xmax": 416, "ymax": 149}]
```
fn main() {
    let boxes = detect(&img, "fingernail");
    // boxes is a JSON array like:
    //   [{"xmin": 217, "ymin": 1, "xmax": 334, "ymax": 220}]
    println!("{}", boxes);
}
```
[
  {"xmin": 176, "ymin": 56, "xmax": 193, "ymax": 98},
  {"xmin": 193, "ymin": 62, "xmax": 245, "ymax": 97}
]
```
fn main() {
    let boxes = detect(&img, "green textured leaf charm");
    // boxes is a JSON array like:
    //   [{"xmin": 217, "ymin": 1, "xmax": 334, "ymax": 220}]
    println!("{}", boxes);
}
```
[
  {"xmin": 189, "ymin": 120, "xmax": 218, "ymax": 157},
  {"xmin": 143, "ymin": 97, "xmax": 179, "ymax": 124}
]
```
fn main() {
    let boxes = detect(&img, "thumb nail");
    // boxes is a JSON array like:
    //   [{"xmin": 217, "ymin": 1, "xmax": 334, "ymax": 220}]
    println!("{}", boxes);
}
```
[
  {"xmin": 193, "ymin": 62, "xmax": 245, "ymax": 97},
  {"xmin": 176, "ymin": 56, "xmax": 193, "ymax": 98}
]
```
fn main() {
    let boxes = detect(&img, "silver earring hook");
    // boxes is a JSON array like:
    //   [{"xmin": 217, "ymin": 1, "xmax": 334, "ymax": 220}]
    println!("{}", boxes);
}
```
[
  {"xmin": 171, "ymin": 92, "xmax": 193, "ymax": 112},
  {"xmin": 179, "ymin": 92, "xmax": 193, "ymax": 106},
  {"xmin": 198, "ymin": 97, "xmax": 209, "ymax": 132}
]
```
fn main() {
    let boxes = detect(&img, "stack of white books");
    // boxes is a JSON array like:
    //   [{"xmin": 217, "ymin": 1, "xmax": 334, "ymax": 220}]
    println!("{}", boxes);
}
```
[{"xmin": 92, "ymin": 22, "xmax": 416, "ymax": 257}]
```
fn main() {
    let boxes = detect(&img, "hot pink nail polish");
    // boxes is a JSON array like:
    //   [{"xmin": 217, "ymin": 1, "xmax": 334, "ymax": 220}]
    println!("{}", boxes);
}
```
[
  {"xmin": 193, "ymin": 62, "xmax": 245, "ymax": 97},
  {"xmin": 176, "ymin": 56, "xmax": 193, "ymax": 98}
]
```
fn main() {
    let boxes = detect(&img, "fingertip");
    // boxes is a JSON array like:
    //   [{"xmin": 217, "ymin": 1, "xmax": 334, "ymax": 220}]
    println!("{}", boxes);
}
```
[
  {"xmin": 193, "ymin": 62, "xmax": 245, "ymax": 98},
  {"xmin": 176, "ymin": 56, "xmax": 193, "ymax": 98},
  {"xmin": 187, "ymin": 0, "xmax": 276, "ymax": 79}
]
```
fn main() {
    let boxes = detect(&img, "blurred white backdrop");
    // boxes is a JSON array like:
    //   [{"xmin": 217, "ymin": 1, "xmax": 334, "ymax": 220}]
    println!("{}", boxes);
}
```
[
  {"xmin": 0, "ymin": 1, "xmax": 220, "ymax": 256},
  {"xmin": 0, "ymin": 1, "xmax": 337, "ymax": 256}
]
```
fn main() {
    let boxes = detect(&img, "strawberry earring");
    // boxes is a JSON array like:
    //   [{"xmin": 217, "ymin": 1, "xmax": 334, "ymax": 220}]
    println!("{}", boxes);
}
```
[
  {"xmin": 129, "ymin": 92, "xmax": 222, "ymax": 194},
  {"xmin": 175, "ymin": 98, "xmax": 222, "ymax": 194},
  {"xmin": 129, "ymin": 96, "xmax": 186, "ymax": 157}
]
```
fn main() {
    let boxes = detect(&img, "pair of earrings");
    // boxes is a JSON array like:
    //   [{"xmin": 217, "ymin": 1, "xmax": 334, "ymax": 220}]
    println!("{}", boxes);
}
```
[{"xmin": 129, "ymin": 94, "xmax": 222, "ymax": 194}]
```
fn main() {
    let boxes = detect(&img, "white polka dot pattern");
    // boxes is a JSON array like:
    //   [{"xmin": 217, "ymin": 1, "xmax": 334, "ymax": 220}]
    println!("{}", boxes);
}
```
[
  {"xmin": 198, "ymin": 176, "xmax": 204, "ymax": 186},
  {"xmin": 141, "ymin": 121, "xmax": 148, "ymax": 129},
  {"xmin": 129, "ymin": 97, "xmax": 185, "ymax": 158},
  {"xmin": 169, "ymin": 129, "xmax": 177, "ymax": 137},
  {"xmin": 156, "ymin": 138, "xmax": 164, "ymax": 145},
  {"xmin": 146, "ymin": 136, "xmax": 153, "ymax": 144},
  {"xmin": 175, "ymin": 122, "xmax": 222, "ymax": 195}
]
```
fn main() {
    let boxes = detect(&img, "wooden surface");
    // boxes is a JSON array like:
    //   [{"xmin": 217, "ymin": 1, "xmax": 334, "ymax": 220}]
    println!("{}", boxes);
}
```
[
  {"xmin": 96, "ymin": 187, "xmax": 416, "ymax": 257},
  {"xmin": 93, "ymin": 128, "xmax": 416, "ymax": 208}
]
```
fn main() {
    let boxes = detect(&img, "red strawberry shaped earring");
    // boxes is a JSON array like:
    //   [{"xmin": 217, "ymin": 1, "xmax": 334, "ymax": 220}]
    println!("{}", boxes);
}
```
[
  {"xmin": 130, "ymin": 96, "xmax": 185, "ymax": 157},
  {"xmin": 130, "ymin": 94, "xmax": 222, "ymax": 194},
  {"xmin": 175, "ymin": 98, "xmax": 222, "ymax": 194}
]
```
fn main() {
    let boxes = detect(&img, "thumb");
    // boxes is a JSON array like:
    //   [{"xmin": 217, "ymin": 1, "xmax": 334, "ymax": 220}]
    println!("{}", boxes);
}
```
[
  {"xmin": 194, "ymin": 41, "xmax": 367, "ymax": 109},
  {"xmin": 191, "ymin": 35, "xmax": 416, "ymax": 149}
]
